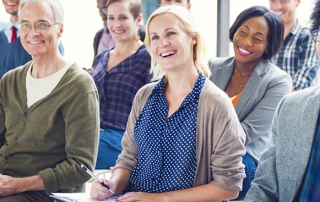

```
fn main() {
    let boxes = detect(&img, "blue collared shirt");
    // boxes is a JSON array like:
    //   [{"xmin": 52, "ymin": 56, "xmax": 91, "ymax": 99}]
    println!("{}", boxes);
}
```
[
  {"xmin": 270, "ymin": 21, "xmax": 320, "ymax": 90},
  {"xmin": 125, "ymin": 74, "xmax": 205, "ymax": 193}
]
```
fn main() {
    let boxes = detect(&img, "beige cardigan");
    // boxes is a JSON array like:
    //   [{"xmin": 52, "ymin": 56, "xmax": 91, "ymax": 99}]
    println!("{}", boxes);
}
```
[{"xmin": 115, "ymin": 79, "xmax": 246, "ymax": 192}]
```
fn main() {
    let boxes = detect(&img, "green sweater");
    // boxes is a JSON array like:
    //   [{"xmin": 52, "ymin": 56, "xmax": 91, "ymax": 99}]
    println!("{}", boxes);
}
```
[{"xmin": 0, "ymin": 61, "xmax": 99, "ymax": 194}]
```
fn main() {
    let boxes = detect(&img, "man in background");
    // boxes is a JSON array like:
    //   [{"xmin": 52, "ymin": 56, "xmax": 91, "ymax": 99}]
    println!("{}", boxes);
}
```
[
  {"xmin": 93, "ymin": 0, "xmax": 115, "ymax": 58},
  {"xmin": 160, "ymin": 0, "xmax": 191, "ymax": 10},
  {"xmin": 141, "ymin": 0, "xmax": 160, "ymax": 23},
  {"xmin": 0, "ymin": 0, "xmax": 64, "ymax": 79},
  {"xmin": 269, "ymin": 0, "xmax": 320, "ymax": 91}
]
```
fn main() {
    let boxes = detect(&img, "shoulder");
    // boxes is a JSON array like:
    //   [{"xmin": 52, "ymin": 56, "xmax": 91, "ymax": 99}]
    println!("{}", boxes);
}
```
[
  {"xmin": 208, "ymin": 57, "xmax": 231, "ymax": 66},
  {"xmin": 93, "ymin": 48, "xmax": 110, "ymax": 65},
  {"xmin": 250, "ymin": 61, "xmax": 292, "ymax": 93},
  {"xmin": 292, "ymin": 23, "xmax": 313, "ymax": 43},
  {"xmin": 274, "ymin": 87, "xmax": 319, "ymax": 122},
  {"xmin": 282, "ymin": 86, "xmax": 318, "ymax": 106},
  {"xmin": 136, "ymin": 45, "xmax": 150, "ymax": 58},
  {"xmin": 94, "ymin": 28, "xmax": 104, "ymax": 38},
  {"xmin": 264, "ymin": 62, "xmax": 291, "ymax": 81},
  {"xmin": 64, "ymin": 63, "xmax": 97, "ymax": 92},
  {"xmin": 208, "ymin": 57, "xmax": 233, "ymax": 71},
  {"xmin": 199, "ymin": 79, "xmax": 230, "ymax": 106},
  {"xmin": 1, "ymin": 61, "xmax": 30, "ymax": 81},
  {"xmin": 134, "ymin": 45, "xmax": 151, "ymax": 66},
  {"xmin": 135, "ymin": 82, "xmax": 158, "ymax": 100}
]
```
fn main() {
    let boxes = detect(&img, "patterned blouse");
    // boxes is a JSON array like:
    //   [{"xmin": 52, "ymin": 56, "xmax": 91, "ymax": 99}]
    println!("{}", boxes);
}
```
[{"xmin": 125, "ymin": 74, "xmax": 205, "ymax": 193}]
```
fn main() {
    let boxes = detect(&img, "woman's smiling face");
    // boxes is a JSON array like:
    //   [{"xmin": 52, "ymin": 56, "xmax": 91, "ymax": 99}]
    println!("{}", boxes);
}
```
[
  {"xmin": 233, "ymin": 16, "xmax": 269, "ymax": 65},
  {"xmin": 148, "ymin": 13, "xmax": 196, "ymax": 72}
]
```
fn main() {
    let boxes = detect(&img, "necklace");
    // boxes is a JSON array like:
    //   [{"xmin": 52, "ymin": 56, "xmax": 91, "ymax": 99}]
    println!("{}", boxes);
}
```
[
  {"xmin": 232, "ymin": 80, "xmax": 246, "ymax": 88},
  {"xmin": 231, "ymin": 73, "xmax": 251, "ymax": 88}
]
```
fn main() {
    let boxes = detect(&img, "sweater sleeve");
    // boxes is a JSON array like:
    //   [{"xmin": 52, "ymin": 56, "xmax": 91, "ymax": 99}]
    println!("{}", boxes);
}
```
[
  {"xmin": 38, "ymin": 71, "xmax": 100, "ymax": 194},
  {"xmin": 195, "ymin": 81, "xmax": 246, "ymax": 191}
]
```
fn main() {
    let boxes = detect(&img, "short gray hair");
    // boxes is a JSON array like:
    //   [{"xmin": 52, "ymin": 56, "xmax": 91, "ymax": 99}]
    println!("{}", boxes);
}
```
[{"xmin": 18, "ymin": 0, "xmax": 64, "ymax": 23}]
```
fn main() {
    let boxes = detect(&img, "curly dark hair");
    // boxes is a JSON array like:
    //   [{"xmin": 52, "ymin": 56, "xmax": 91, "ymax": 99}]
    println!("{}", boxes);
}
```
[
  {"xmin": 310, "ymin": 0, "xmax": 320, "ymax": 32},
  {"xmin": 229, "ymin": 6, "xmax": 284, "ymax": 61}
]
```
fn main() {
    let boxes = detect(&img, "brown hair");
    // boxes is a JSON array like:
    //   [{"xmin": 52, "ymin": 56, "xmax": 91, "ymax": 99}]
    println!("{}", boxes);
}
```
[{"xmin": 106, "ymin": 0, "xmax": 142, "ymax": 19}]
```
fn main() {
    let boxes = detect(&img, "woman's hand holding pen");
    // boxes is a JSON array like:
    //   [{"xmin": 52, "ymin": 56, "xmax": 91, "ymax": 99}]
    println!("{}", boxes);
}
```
[{"xmin": 90, "ymin": 179, "xmax": 114, "ymax": 200}]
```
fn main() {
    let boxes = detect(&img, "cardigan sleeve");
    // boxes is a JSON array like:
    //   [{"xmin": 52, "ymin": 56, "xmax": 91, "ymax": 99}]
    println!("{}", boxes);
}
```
[
  {"xmin": 195, "ymin": 80, "xmax": 246, "ymax": 191},
  {"xmin": 38, "ymin": 69, "xmax": 100, "ymax": 194}
]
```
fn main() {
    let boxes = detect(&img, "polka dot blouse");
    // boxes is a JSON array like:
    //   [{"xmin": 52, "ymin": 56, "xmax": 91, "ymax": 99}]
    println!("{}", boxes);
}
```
[{"xmin": 125, "ymin": 73, "xmax": 205, "ymax": 193}]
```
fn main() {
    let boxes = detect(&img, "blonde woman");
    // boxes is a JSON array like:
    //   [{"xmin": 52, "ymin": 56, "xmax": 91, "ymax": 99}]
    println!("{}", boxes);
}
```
[{"xmin": 91, "ymin": 5, "xmax": 245, "ymax": 202}]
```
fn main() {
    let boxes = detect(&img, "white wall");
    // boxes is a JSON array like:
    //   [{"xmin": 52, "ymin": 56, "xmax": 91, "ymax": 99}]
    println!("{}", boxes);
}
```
[
  {"xmin": 190, "ymin": 1, "xmax": 217, "ymax": 59},
  {"xmin": 0, "ymin": 0, "xmax": 316, "ymax": 66}
]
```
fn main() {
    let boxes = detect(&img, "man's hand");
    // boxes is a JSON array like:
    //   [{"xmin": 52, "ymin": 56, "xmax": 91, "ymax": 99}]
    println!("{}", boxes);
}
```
[
  {"xmin": 0, "ymin": 174, "xmax": 20, "ymax": 196},
  {"xmin": 0, "ymin": 174, "xmax": 44, "ymax": 196}
]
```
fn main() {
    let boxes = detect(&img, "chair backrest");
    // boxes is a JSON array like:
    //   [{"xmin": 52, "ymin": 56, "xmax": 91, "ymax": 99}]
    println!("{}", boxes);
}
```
[{"xmin": 74, "ymin": 184, "xmax": 85, "ymax": 193}]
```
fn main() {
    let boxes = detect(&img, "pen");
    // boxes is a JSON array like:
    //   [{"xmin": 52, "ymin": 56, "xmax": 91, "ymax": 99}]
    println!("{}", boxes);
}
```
[{"xmin": 80, "ymin": 164, "xmax": 114, "ymax": 193}]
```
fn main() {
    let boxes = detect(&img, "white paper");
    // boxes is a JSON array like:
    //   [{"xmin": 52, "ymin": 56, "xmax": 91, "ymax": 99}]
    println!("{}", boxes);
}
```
[{"xmin": 52, "ymin": 193, "xmax": 120, "ymax": 202}]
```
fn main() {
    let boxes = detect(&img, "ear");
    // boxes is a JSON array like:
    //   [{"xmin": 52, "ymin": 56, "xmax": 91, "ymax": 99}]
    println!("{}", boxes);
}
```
[
  {"xmin": 296, "ymin": 0, "xmax": 301, "ymax": 6},
  {"xmin": 58, "ymin": 23, "xmax": 64, "ymax": 38},
  {"xmin": 188, "ymin": 4, "xmax": 191, "ymax": 11},
  {"xmin": 136, "ymin": 14, "xmax": 142, "ymax": 25},
  {"xmin": 191, "ymin": 34, "xmax": 197, "ymax": 44}
]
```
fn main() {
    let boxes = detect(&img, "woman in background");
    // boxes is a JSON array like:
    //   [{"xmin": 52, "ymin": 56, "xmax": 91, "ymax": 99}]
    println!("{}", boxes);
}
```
[
  {"xmin": 90, "ymin": 5, "xmax": 246, "ymax": 202},
  {"xmin": 209, "ymin": 6, "xmax": 292, "ymax": 200},
  {"xmin": 92, "ymin": 0, "xmax": 151, "ymax": 169}
]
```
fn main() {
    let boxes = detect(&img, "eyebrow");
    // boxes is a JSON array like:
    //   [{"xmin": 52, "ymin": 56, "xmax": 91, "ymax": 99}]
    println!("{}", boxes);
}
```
[
  {"xmin": 149, "ymin": 28, "xmax": 175, "ymax": 35},
  {"xmin": 19, "ymin": 19, "xmax": 50, "ymax": 23},
  {"xmin": 242, "ymin": 25, "xmax": 266, "ymax": 36}
]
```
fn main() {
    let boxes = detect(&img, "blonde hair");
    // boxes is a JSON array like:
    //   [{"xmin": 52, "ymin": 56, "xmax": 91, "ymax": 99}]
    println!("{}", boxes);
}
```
[{"xmin": 145, "ymin": 5, "xmax": 211, "ymax": 81}]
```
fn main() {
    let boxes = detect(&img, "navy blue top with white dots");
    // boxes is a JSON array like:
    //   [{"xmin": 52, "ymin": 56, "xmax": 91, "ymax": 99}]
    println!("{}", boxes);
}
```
[{"xmin": 125, "ymin": 73, "xmax": 206, "ymax": 193}]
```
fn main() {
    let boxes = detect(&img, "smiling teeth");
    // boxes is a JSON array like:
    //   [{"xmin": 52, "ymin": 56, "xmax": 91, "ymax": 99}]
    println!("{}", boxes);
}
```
[
  {"xmin": 161, "ymin": 51, "xmax": 175, "ymax": 57},
  {"xmin": 239, "ymin": 47, "xmax": 250, "ymax": 54},
  {"xmin": 29, "ymin": 41, "xmax": 42, "ymax": 44},
  {"xmin": 6, "ymin": 2, "xmax": 18, "ymax": 6}
]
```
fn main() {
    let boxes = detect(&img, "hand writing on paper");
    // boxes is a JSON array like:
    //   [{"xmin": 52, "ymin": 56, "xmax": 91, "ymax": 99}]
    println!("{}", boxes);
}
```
[{"xmin": 90, "ymin": 179, "xmax": 114, "ymax": 201}]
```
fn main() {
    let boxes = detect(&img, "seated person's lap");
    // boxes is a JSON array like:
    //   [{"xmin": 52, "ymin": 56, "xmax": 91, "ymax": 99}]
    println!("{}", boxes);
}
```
[
  {"xmin": 236, "ymin": 153, "xmax": 257, "ymax": 200},
  {"xmin": 96, "ymin": 128, "xmax": 124, "ymax": 169},
  {"xmin": 0, "ymin": 191, "xmax": 53, "ymax": 202}
]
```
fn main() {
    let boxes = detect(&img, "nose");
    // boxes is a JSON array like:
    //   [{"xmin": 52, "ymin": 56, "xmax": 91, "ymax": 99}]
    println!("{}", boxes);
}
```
[
  {"xmin": 30, "ymin": 26, "xmax": 40, "ymax": 35},
  {"xmin": 159, "ymin": 38, "xmax": 170, "ymax": 48},
  {"xmin": 243, "ymin": 36, "xmax": 253, "ymax": 47},
  {"xmin": 114, "ymin": 19, "xmax": 121, "ymax": 27},
  {"xmin": 270, "ymin": 1, "xmax": 282, "ymax": 10}
]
